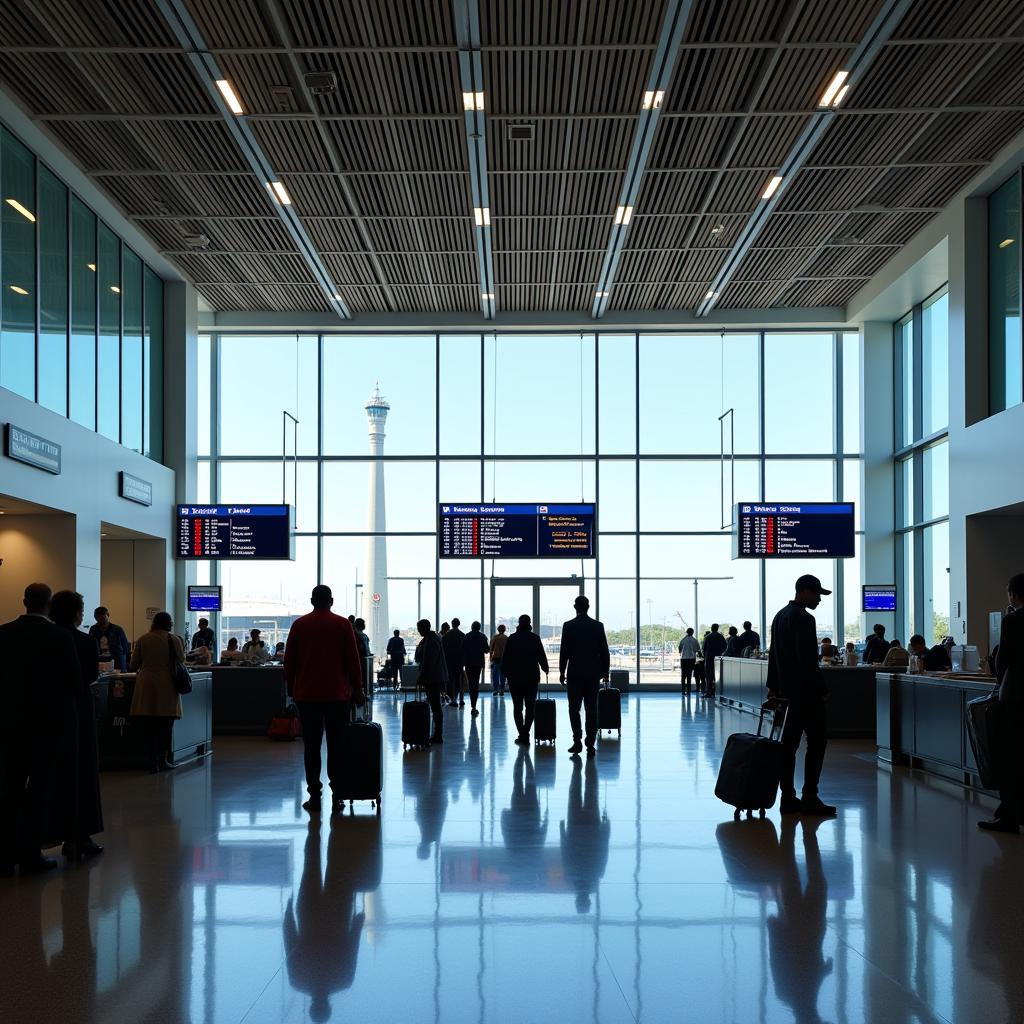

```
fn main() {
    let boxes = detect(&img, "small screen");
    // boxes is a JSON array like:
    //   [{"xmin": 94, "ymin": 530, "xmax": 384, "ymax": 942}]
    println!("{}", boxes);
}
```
[
  {"xmin": 439, "ymin": 503, "xmax": 596, "ymax": 559},
  {"xmin": 188, "ymin": 586, "xmax": 222, "ymax": 612},
  {"xmin": 176, "ymin": 504, "xmax": 293, "ymax": 560},
  {"xmin": 733, "ymin": 502, "xmax": 855, "ymax": 559},
  {"xmin": 863, "ymin": 585, "xmax": 897, "ymax": 612}
]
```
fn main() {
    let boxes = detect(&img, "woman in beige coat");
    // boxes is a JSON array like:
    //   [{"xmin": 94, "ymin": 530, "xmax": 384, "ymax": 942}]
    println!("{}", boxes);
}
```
[{"xmin": 130, "ymin": 611, "xmax": 184, "ymax": 773}]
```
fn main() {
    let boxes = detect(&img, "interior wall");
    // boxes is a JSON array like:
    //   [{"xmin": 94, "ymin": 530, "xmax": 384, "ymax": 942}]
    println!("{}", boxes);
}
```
[
  {"xmin": 0, "ymin": 515, "xmax": 77, "ymax": 621},
  {"xmin": 965, "ymin": 515, "xmax": 1024, "ymax": 656},
  {"xmin": 101, "ymin": 538, "xmax": 169, "ymax": 641}
]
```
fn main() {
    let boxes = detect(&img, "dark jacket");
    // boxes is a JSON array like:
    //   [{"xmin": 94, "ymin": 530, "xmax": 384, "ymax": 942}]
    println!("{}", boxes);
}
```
[
  {"xmin": 386, "ymin": 636, "xmax": 406, "ymax": 662},
  {"xmin": 442, "ymin": 626, "xmax": 465, "ymax": 674},
  {"xmin": 462, "ymin": 629, "xmax": 489, "ymax": 669},
  {"xmin": 703, "ymin": 629, "xmax": 728, "ymax": 660},
  {"xmin": 191, "ymin": 627, "xmax": 215, "ymax": 651},
  {"xmin": 923, "ymin": 645, "xmax": 952, "ymax": 671},
  {"xmin": 416, "ymin": 631, "xmax": 447, "ymax": 689},
  {"xmin": 502, "ymin": 626, "xmax": 549, "ymax": 686},
  {"xmin": 997, "ymin": 607, "xmax": 1024, "ymax": 703},
  {"xmin": 766, "ymin": 601, "xmax": 825, "ymax": 703},
  {"xmin": 863, "ymin": 633, "xmax": 889, "ymax": 665},
  {"xmin": 738, "ymin": 629, "xmax": 761, "ymax": 651},
  {"xmin": 558, "ymin": 614, "xmax": 611, "ymax": 681},
  {"xmin": 724, "ymin": 635, "xmax": 744, "ymax": 657},
  {"xmin": 88, "ymin": 621, "xmax": 130, "ymax": 672},
  {"xmin": 0, "ymin": 615, "xmax": 79, "ymax": 726}
]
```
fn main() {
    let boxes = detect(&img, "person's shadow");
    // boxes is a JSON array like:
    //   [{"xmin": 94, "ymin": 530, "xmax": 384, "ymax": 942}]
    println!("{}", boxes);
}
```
[
  {"xmin": 403, "ymin": 742, "xmax": 448, "ymax": 861},
  {"xmin": 283, "ymin": 815, "xmax": 382, "ymax": 1022},
  {"xmin": 501, "ymin": 746, "xmax": 549, "ymax": 882},
  {"xmin": 560, "ymin": 755, "xmax": 611, "ymax": 913}
]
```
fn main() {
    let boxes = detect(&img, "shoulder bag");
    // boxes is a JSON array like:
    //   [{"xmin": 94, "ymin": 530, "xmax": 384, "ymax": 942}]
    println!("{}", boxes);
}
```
[{"xmin": 168, "ymin": 634, "xmax": 193, "ymax": 695}]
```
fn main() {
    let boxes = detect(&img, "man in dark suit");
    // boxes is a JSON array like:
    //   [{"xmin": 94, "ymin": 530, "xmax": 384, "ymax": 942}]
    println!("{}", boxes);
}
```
[
  {"xmin": 0, "ymin": 583, "xmax": 80, "ymax": 875},
  {"xmin": 558, "ymin": 595, "xmax": 610, "ymax": 757},
  {"xmin": 502, "ymin": 614, "xmax": 549, "ymax": 746},
  {"xmin": 701, "ymin": 624, "xmax": 728, "ymax": 697}
]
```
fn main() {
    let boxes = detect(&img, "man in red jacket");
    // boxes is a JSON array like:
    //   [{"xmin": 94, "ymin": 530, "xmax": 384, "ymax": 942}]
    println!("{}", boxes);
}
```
[{"xmin": 285, "ymin": 585, "xmax": 365, "ymax": 814}]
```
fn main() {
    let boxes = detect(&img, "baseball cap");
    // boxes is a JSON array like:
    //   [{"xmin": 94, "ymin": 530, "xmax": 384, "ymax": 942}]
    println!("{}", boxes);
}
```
[{"xmin": 795, "ymin": 574, "xmax": 831, "ymax": 596}]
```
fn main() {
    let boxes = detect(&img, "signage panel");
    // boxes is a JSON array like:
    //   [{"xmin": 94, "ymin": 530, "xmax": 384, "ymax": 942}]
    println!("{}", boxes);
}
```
[{"xmin": 439, "ymin": 503, "xmax": 595, "ymax": 559}]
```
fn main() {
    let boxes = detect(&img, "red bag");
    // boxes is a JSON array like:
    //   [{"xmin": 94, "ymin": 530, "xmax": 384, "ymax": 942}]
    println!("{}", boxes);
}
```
[{"xmin": 267, "ymin": 705, "xmax": 301, "ymax": 741}]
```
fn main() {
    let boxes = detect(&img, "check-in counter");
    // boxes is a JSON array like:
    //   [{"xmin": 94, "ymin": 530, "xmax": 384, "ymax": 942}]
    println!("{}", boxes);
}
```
[
  {"xmin": 210, "ymin": 664, "xmax": 287, "ymax": 735},
  {"xmin": 716, "ymin": 656, "xmax": 877, "ymax": 738},
  {"xmin": 93, "ymin": 670, "xmax": 213, "ymax": 769},
  {"xmin": 876, "ymin": 671, "xmax": 997, "ymax": 790}
]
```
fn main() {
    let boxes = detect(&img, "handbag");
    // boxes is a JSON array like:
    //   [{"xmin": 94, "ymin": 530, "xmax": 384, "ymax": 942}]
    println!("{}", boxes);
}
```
[{"xmin": 168, "ymin": 635, "xmax": 193, "ymax": 695}]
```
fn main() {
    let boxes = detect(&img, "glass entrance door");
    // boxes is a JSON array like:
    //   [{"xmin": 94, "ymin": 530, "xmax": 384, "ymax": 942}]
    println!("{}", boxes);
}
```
[{"xmin": 489, "ymin": 578, "xmax": 585, "ymax": 643}]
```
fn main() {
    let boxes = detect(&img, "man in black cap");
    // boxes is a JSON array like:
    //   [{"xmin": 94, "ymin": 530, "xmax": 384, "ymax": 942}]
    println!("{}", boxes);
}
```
[{"xmin": 766, "ymin": 575, "xmax": 836, "ymax": 817}]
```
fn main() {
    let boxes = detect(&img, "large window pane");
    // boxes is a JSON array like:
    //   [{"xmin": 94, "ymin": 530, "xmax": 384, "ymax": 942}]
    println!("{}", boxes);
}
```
[
  {"xmin": 843, "ymin": 537, "xmax": 863, "ymax": 645},
  {"xmin": 484, "ymin": 459, "xmax": 595, "ymax": 505},
  {"xmin": 766, "ymin": 560, "xmax": 836, "ymax": 642},
  {"xmin": 989, "ymin": 173, "xmax": 1022, "ymax": 415},
  {"xmin": 1, "ymin": 128, "xmax": 36, "ymax": 399},
  {"xmin": 598, "ymin": 460, "xmax": 635, "ymax": 531},
  {"xmin": 97, "ymin": 223, "xmax": 120, "ymax": 442},
  {"xmin": 121, "ymin": 248, "xmax": 143, "ymax": 452},
  {"xmin": 764, "ymin": 333, "xmax": 834, "ymax": 453},
  {"xmin": 219, "ymin": 460, "xmax": 318, "ymax": 534},
  {"xmin": 640, "ymin": 333, "xmax": 759, "ymax": 455},
  {"xmin": 922, "ymin": 442, "xmax": 948, "ymax": 521},
  {"xmin": 70, "ymin": 197, "xmax": 96, "ymax": 429},
  {"xmin": 38, "ymin": 166, "xmax": 67, "ymax": 415},
  {"xmin": 841, "ymin": 330, "xmax": 861, "ymax": 454},
  {"xmin": 641, "ymin": 459, "xmax": 760, "ymax": 531},
  {"xmin": 923, "ymin": 522, "xmax": 949, "ymax": 646},
  {"xmin": 898, "ymin": 316, "xmax": 914, "ymax": 447},
  {"xmin": 197, "ymin": 334, "xmax": 211, "ymax": 458},
  {"xmin": 842, "ymin": 458, "xmax": 862, "ymax": 531},
  {"xmin": 764, "ymin": 459, "xmax": 835, "ymax": 502},
  {"xmin": 143, "ymin": 267, "xmax": 163, "ymax": 459},
  {"xmin": 899, "ymin": 533, "xmax": 915, "ymax": 643},
  {"xmin": 898, "ymin": 456, "xmax": 914, "ymax": 528},
  {"xmin": 440, "ymin": 333, "xmax": 480, "ymax": 454},
  {"xmin": 322, "ymin": 460, "xmax": 437, "ymax": 533},
  {"xmin": 922, "ymin": 290, "xmax": 948, "ymax": 435},
  {"xmin": 599, "ymin": 333, "xmax": 636, "ymax": 454}
]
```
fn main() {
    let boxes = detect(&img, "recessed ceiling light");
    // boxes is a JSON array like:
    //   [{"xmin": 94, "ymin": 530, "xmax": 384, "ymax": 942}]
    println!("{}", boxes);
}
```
[
  {"xmin": 87, "ymin": 263, "xmax": 96, "ymax": 271},
  {"xmin": 481, "ymin": 292, "xmax": 494, "ymax": 300},
  {"xmin": 267, "ymin": 181, "xmax": 292, "ymax": 205},
  {"xmin": 999, "ymin": 237, "xmax": 1015, "ymax": 249},
  {"xmin": 762, "ymin": 175, "xmax": 783, "ymax": 200},
  {"xmin": 215, "ymin": 78, "xmax": 244, "ymax": 115},
  {"xmin": 710, "ymin": 223, "xmax": 724, "ymax": 235},
  {"xmin": 100, "ymin": 532, "xmax": 108, "ymax": 537},
  {"xmin": 474, "ymin": 207, "xmax": 490, "ymax": 226},
  {"xmin": 10, "ymin": 285, "xmax": 29, "ymax": 295},
  {"xmin": 5, "ymin": 198, "xmax": 35, "ymax": 222},
  {"xmin": 595, "ymin": 290, "xmax": 609, "ymax": 298},
  {"xmin": 706, "ymin": 290, "xmax": 719, "ymax": 300},
  {"xmin": 462, "ymin": 91, "xmax": 485, "ymax": 111},
  {"xmin": 110, "ymin": 285, "xmax": 121, "ymax": 294},
  {"xmin": 819, "ymin": 70, "xmax": 849, "ymax": 108},
  {"xmin": 642, "ymin": 90, "xmax": 664, "ymax": 110},
  {"xmin": 333, "ymin": 293, "xmax": 344, "ymax": 301},
  {"xmin": 614, "ymin": 205, "xmax": 633, "ymax": 225}
]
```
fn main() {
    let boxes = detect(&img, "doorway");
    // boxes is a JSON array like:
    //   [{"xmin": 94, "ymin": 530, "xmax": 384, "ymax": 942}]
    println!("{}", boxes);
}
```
[{"xmin": 489, "ymin": 577, "xmax": 585, "ymax": 643}]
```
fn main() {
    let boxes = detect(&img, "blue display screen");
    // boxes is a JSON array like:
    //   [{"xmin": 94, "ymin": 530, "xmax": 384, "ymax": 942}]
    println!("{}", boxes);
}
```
[
  {"xmin": 188, "ymin": 586, "xmax": 222, "ymax": 612},
  {"xmin": 176, "ymin": 505, "xmax": 293, "ymax": 560},
  {"xmin": 439, "ymin": 503, "xmax": 596, "ymax": 558},
  {"xmin": 863, "ymin": 586, "xmax": 897, "ymax": 612},
  {"xmin": 733, "ymin": 502, "xmax": 855, "ymax": 559}
]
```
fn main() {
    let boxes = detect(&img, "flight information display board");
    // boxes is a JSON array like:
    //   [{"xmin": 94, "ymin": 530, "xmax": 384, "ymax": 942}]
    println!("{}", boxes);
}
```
[
  {"xmin": 176, "ymin": 505, "xmax": 293, "ymax": 560},
  {"xmin": 188, "ymin": 586, "xmax": 222, "ymax": 612},
  {"xmin": 733, "ymin": 502, "xmax": 855, "ymax": 559},
  {"xmin": 863, "ymin": 585, "xmax": 897, "ymax": 612},
  {"xmin": 439, "ymin": 504, "xmax": 595, "ymax": 558}
]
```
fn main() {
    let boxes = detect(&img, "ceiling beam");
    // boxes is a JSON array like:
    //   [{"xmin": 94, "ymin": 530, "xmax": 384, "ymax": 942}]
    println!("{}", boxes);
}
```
[
  {"xmin": 590, "ymin": 0, "xmax": 696, "ymax": 318},
  {"xmin": 151, "ymin": 0, "xmax": 351, "ymax": 318}
]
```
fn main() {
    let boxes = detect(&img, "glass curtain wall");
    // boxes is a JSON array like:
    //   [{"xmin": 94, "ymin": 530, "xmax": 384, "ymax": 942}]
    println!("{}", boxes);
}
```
[
  {"xmin": 201, "ymin": 330, "xmax": 863, "ymax": 684},
  {"xmin": 989, "ymin": 171, "xmax": 1022, "ymax": 415}
]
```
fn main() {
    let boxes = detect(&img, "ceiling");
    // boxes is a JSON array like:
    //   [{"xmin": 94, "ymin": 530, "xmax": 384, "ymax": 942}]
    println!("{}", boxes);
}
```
[{"xmin": 2, "ymin": 0, "xmax": 1023, "ymax": 317}]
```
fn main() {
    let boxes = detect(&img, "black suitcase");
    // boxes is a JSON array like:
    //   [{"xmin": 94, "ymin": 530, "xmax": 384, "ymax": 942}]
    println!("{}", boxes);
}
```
[
  {"xmin": 534, "ymin": 681, "xmax": 556, "ymax": 743},
  {"xmin": 598, "ymin": 684, "xmax": 621, "ymax": 736},
  {"xmin": 402, "ymin": 686, "xmax": 432, "ymax": 749},
  {"xmin": 966, "ymin": 690, "xmax": 1002, "ymax": 788},
  {"xmin": 338, "ymin": 703, "xmax": 383, "ymax": 813},
  {"xmin": 715, "ymin": 701, "xmax": 788, "ymax": 818}
]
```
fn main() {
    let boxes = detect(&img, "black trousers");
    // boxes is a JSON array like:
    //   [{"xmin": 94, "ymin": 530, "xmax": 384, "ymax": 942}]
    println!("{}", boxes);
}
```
[
  {"xmin": 141, "ymin": 716, "xmax": 174, "ymax": 770},
  {"xmin": 464, "ymin": 666, "xmax": 483, "ymax": 707},
  {"xmin": 510, "ymin": 680, "xmax": 538, "ymax": 737},
  {"xmin": 424, "ymin": 684, "xmax": 444, "ymax": 739},
  {"xmin": 680, "ymin": 659, "xmax": 696, "ymax": 689},
  {"xmin": 567, "ymin": 677, "xmax": 600, "ymax": 745},
  {"xmin": 296, "ymin": 701, "xmax": 351, "ymax": 799},
  {"xmin": 779, "ymin": 698, "xmax": 828, "ymax": 800},
  {"xmin": 704, "ymin": 657, "xmax": 717, "ymax": 695},
  {"xmin": 0, "ymin": 740, "xmax": 54, "ymax": 866},
  {"xmin": 995, "ymin": 705, "xmax": 1024, "ymax": 824}
]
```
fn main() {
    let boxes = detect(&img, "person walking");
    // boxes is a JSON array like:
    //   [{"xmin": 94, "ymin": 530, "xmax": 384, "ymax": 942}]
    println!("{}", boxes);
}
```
[
  {"xmin": 678, "ymin": 627, "xmax": 701, "ymax": 694},
  {"xmin": 443, "ymin": 617, "xmax": 466, "ymax": 706},
  {"xmin": 353, "ymin": 618, "xmax": 371, "ymax": 694},
  {"xmin": 0, "ymin": 583, "xmax": 79, "ymax": 876},
  {"xmin": 284, "ymin": 585, "xmax": 365, "ymax": 815},
  {"xmin": 489, "ymin": 624, "xmax": 509, "ymax": 695},
  {"xmin": 558, "ymin": 595, "xmax": 610, "ymax": 757},
  {"xmin": 89, "ymin": 606, "xmax": 130, "ymax": 672},
  {"xmin": 415, "ymin": 619, "xmax": 447, "ymax": 744},
  {"xmin": 462, "ymin": 621, "xmax": 489, "ymax": 716},
  {"xmin": 701, "ymin": 624, "xmax": 727, "ymax": 697},
  {"xmin": 502, "ymin": 614, "xmax": 549, "ymax": 747},
  {"xmin": 130, "ymin": 612, "xmax": 185, "ymax": 774},
  {"xmin": 738, "ymin": 620, "xmax": 761, "ymax": 654},
  {"xmin": 49, "ymin": 590, "xmax": 104, "ymax": 861},
  {"xmin": 766, "ymin": 575, "xmax": 836, "ymax": 817},
  {"xmin": 386, "ymin": 629, "xmax": 406, "ymax": 685},
  {"xmin": 979, "ymin": 573, "xmax": 1024, "ymax": 833}
]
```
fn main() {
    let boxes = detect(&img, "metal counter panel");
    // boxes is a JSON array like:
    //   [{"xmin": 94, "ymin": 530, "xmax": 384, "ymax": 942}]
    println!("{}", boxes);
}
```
[{"xmin": 210, "ymin": 665, "xmax": 287, "ymax": 735}]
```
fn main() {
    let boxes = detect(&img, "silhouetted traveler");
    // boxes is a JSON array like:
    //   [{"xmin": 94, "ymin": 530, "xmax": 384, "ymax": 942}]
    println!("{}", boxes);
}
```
[
  {"xmin": 559, "ymin": 595, "xmax": 610, "ymax": 756},
  {"xmin": 724, "ymin": 625, "xmax": 744, "ymax": 657},
  {"xmin": 0, "ymin": 583, "xmax": 79, "ymax": 876},
  {"xmin": 130, "ymin": 612, "xmax": 185, "ymax": 774},
  {"xmin": 702, "ymin": 624, "xmax": 727, "ymax": 697},
  {"xmin": 285, "ymin": 585, "xmax": 365, "ymax": 815},
  {"xmin": 191, "ymin": 617, "xmax": 215, "ymax": 652},
  {"xmin": 738, "ymin": 620, "xmax": 761, "ymax": 653},
  {"xmin": 881, "ymin": 638, "xmax": 909, "ymax": 669},
  {"xmin": 766, "ymin": 575, "xmax": 836, "ymax": 817},
  {"xmin": 89, "ymin": 606, "xmax": 129, "ymax": 672},
  {"xmin": 353, "ymin": 617, "xmax": 371, "ymax": 691},
  {"xmin": 863, "ymin": 623, "xmax": 888, "ymax": 665},
  {"xmin": 462, "ymin": 621, "xmax": 489, "ymax": 715},
  {"xmin": 678, "ymin": 627, "xmax": 700, "ymax": 694},
  {"xmin": 980, "ymin": 573, "xmax": 1024, "ymax": 833},
  {"xmin": 443, "ymin": 617, "xmax": 466, "ymax": 705},
  {"xmin": 560, "ymin": 755, "xmax": 610, "ymax": 913},
  {"xmin": 503, "ymin": 614, "xmax": 549, "ymax": 746},
  {"xmin": 50, "ymin": 590, "xmax": 104, "ymax": 861},
  {"xmin": 489, "ymin": 623, "xmax": 508, "ymax": 695},
  {"xmin": 501, "ymin": 748, "xmax": 548, "ymax": 885},
  {"xmin": 416, "ymin": 619, "xmax": 447, "ymax": 743},
  {"xmin": 386, "ymin": 629, "xmax": 406, "ymax": 683}
]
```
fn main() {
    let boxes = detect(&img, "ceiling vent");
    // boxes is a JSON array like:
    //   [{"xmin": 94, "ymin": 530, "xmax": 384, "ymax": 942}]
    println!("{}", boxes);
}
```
[
  {"xmin": 270, "ymin": 86, "xmax": 298, "ymax": 113},
  {"xmin": 304, "ymin": 71, "xmax": 338, "ymax": 96},
  {"xmin": 183, "ymin": 233, "xmax": 210, "ymax": 250},
  {"xmin": 507, "ymin": 123, "xmax": 535, "ymax": 142}
]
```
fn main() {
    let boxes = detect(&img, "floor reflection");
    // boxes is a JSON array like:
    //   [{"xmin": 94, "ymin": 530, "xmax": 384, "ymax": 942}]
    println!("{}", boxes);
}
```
[{"xmin": 561, "ymin": 755, "xmax": 611, "ymax": 914}]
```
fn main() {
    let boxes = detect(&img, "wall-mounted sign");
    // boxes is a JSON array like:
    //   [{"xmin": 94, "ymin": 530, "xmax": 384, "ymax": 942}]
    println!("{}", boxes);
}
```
[
  {"xmin": 145, "ymin": 607, "xmax": 161, "ymax": 621},
  {"xmin": 119, "ymin": 471, "xmax": 153, "ymax": 506},
  {"xmin": 5, "ymin": 423, "xmax": 61, "ymax": 475}
]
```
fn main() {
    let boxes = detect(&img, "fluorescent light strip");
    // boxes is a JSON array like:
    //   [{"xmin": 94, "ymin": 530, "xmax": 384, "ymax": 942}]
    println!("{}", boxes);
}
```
[
  {"xmin": 642, "ymin": 90, "xmax": 664, "ymax": 110},
  {"xmin": 215, "ymin": 78, "xmax": 244, "ymax": 115},
  {"xmin": 706, "ymin": 290, "xmax": 719, "ymax": 300},
  {"xmin": 474, "ymin": 207, "xmax": 490, "ymax": 226},
  {"xmin": 595, "ymin": 290, "xmax": 609, "ymax": 298},
  {"xmin": 833, "ymin": 84, "xmax": 850, "ymax": 106},
  {"xmin": 267, "ymin": 181, "xmax": 292, "ymax": 205},
  {"xmin": 614, "ymin": 205, "xmax": 633, "ymax": 225},
  {"xmin": 999, "ymin": 238, "xmax": 1015, "ymax": 249},
  {"xmin": 110, "ymin": 285, "xmax": 121, "ymax": 294},
  {"xmin": 5, "ymin": 198, "xmax": 35, "ymax": 222},
  {"xmin": 481, "ymin": 292, "xmax": 494, "ymax": 300},
  {"xmin": 819, "ymin": 70, "xmax": 849, "ymax": 108},
  {"xmin": 10, "ymin": 285, "xmax": 29, "ymax": 296},
  {"xmin": 762, "ymin": 176, "xmax": 783, "ymax": 200},
  {"xmin": 87, "ymin": 263, "xmax": 96, "ymax": 272},
  {"xmin": 462, "ymin": 91, "xmax": 485, "ymax": 111}
]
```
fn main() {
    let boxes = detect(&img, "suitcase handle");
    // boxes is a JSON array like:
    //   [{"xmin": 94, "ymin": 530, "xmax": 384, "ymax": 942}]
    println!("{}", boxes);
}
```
[
  {"xmin": 757, "ymin": 699, "xmax": 788, "ymax": 741},
  {"xmin": 352, "ymin": 698, "xmax": 373, "ymax": 724}
]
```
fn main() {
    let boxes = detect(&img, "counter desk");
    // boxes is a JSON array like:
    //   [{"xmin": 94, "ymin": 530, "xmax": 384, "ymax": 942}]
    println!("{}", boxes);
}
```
[
  {"xmin": 210, "ymin": 664, "xmax": 287, "ymax": 735},
  {"xmin": 716, "ymin": 656, "xmax": 877, "ymax": 738},
  {"xmin": 93, "ymin": 670, "xmax": 212, "ymax": 769}
]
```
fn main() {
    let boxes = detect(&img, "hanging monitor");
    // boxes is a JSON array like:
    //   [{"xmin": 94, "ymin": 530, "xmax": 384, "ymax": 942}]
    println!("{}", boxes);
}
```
[
  {"xmin": 733, "ymin": 502, "xmax": 855, "ymax": 559},
  {"xmin": 175, "ymin": 505, "xmax": 294, "ymax": 560},
  {"xmin": 188, "ymin": 586, "xmax": 222, "ymax": 612},
  {"xmin": 439, "ymin": 503, "xmax": 595, "ymax": 558},
  {"xmin": 863, "ymin": 585, "xmax": 897, "ymax": 612}
]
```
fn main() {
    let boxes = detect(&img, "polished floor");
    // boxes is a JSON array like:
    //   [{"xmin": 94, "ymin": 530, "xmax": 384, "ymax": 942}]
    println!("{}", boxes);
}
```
[{"xmin": 1, "ymin": 694, "xmax": 1018, "ymax": 1024}]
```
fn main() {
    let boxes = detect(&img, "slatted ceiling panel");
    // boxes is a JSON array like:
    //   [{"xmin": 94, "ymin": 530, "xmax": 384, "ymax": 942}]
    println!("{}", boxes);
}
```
[
  {"xmin": 184, "ymin": 0, "xmax": 277, "ymax": 46},
  {"xmin": 126, "ymin": 120, "xmax": 248, "ymax": 172},
  {"xmin": 495, "ymin": 250, "xmax": 603, "ymax": 286},
  {"xmin": 756, "ymin": 47, "xmax": 852, "ymax": 112},
  {"xmin": 365, "ymin": 216, "xmax": 473, "ymax": 254},
  {"xmin": 172, "ymin": 251, "xmax": 315, "ymax": 284},
  {"xmin": 324, "ymin": 120, "xmax": 466, "ymax": 174},
  {"xmin": 775, "ymin": 166, "xmax": 879, "ymax": 213},
  {"xmin": 864, "ymin": 210, "xmax": 934, "ymax": 245},
  {"xmin": 277, "ymin": 0, "xmax": 456, "ymax": 48},
  {"xmin": 215, "ymin": 54, "xmax": 302, "ymax": 117},
  {"xmin": 305, "ymin": 217, "xmax": 370, "ymax": 253},
  {"xmin": 637, "ymin": 170, "xmax": 715, "ymax": 216},
  {"xmin": 756, "ymin": 212, "xmax": 846, "ymax": 249},
  {"xmin": 489, "ymin": 118, "xmax": 635, "ymax": 173},
  {"xmin": 96, "ymin": 174, "xmax": 192, "ymax": 218},
  {"xmin": 322, "ymin": 254, "xmax": 386, "ymax": 286},
  {"xmin": 700, "ymin": 168, "xmax": 770, "ymax": 215},
  {"xmin": 776, "ymin": 278, "xmax": 862, "ymax": 308},
  {"xmin": 175, "ymin": 174, "xmax": 280, "ymax": 218},
  {"xmin": 649, "ymin": 117, "xmax": 735, "ymax": 170},
  {"xmin": 196, "ymin": 217, "xmax": 300, "ymax": 253},
  {"xmin": 250, "ymin": 120, "xmax": 333, "ymax": 173},
  {"xmin": 17, "ymin": 0, "xmax": 179, "ymax": 46},
  {"xmin": 0, "ymin": 53, "xmax": 108, "ymax": 116},
  {"xmin": 623, "ymin": 214, "xmax": 699, "ymax": 252},
  {"xmin": 893, "ymin": 0, "xmax": 1023, "ymax": 39},
  {"xmin": 284, "ymin": 175, "xmax": 349, "ymax": 217},
  {"xmin": 492, "ymin": 215, "xmax": 608, "ymax": 253},
  {"xmin": 788, "ymin": 1, "xmax": 879, "ymax": 43},
  {"xmin": 807, "ymin": 112, "xmax": 926, "ymax": 168},
  {"xmin": 390, "ymin": 285, "xmax": 478, "ymax": 313},
  {"xmin": 481, "ymin": 0, "xmax": 667, "ymax": 46},
  {"xmin": 731, "ymin": 246, "xmax": 826, "ymax": 286},
  {"xmin": 818, "ymin": 245, "xmax": 903, "ymax": 280},
  {"xmin": 903, "ymin": 111, "xmax": 1024, "ymax": 165},
  {"xmin": 498, "ymin": 283, "xmax": 592, "ymax": 312},
  {"xmin": 199, "ymin": 282, "xmax": 334, "ymax": 313},
  {"xmin": 682, "ymin": 0, "xmax": 793, "ymax": 44},
  {"xmin": 0, "ymin": 0, "xmax": 54, "ymax": 44},
  {"xmin": 729, "ymin": 116, "xmax": 808, "ymax": 168},
  {"xmin": 348, "ymin": 173, "xmax": 466, "ymax": 218},
  {"xmin": 42, "ymin": 121, "xmax": 153, "ymax": 172},
  {"xmin": 664, "ymin": 47, "xmax": 767, "ymax": 113},
  {"xmin": 960, "ymin": 45, "xmax": 1024, "ymax": 105},
  {"xmin": 491, "ymin": 171, "xmax": 620, "ymax": 217},
  {"xmin": 610, "ymin": 281, "xmax": 705, "ymax": 311},
  {"xmin": 853, "ymin": 43, "xmax": 990, "ymax": 110},
  {"xmin": 377, "ymin": 253, "xmax": 477, "ymax": 287},
  {"xmin": 343, "ymin": 287, "xmax": 395, "ymax": 314},
  {"xmin": 75, "ymin": 53, "xmax": 216, "ymax": 116},
  {"xmin": 865, "ymin": 164, "xmax": 967, "ymax": 211}
]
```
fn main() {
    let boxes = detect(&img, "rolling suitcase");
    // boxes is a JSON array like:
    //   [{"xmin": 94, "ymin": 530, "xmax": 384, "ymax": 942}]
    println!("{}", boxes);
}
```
[
  {"xmin": 534, "ymin": 680, "xmax": 556, "ymax": 744},
  {"xmin": 598, "ymin": 681, "xmax": 621, "ymax": 736},
  {"xmin": 966, "ymin": 690, "xmax": 1002, "ymax": 788},
  {"xmin": 338, "ymin": 702, "xmax": 383, "ymax": 813},
  {"xmin": 402, "ymin": 684, "xmax": 432, "ymax": 749},
  {"xmin": 715, "ymin": 701, "xmax": 788, "ymax": 818}
]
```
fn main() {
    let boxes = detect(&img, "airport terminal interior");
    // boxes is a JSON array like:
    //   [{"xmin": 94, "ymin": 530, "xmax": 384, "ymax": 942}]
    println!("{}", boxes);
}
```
[{"xmin": 1, "ymin": 0, "xmax": 1024, "ymax": 1021}]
